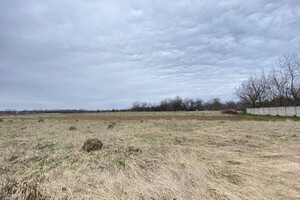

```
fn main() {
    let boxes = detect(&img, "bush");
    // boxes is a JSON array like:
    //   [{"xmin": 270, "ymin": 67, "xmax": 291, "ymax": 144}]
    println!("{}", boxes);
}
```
[
  {"xmin": 221, "ymin": 109, "xmax": 238, "ymax": 115},
  {"xmin": 82, "ymin": 138, "xmax": 103, "ymax": 152},
  {"xmin": 0, "ymin": 119, "xmax": 3, "ymax": 122},
  {"xmin": 38, "ymin": 119, "xmax": 44, "ymax": 123},
  {"xmin": 107, "ymin": 122, "xmax": 116, "ymax": 129},
  {"xmin": 69, "ymin": 126, "xmax": 77, "ymax": 131}
]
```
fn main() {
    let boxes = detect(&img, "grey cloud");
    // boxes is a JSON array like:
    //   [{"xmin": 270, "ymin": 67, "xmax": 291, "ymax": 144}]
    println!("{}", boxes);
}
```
[{"xmin": 1, "ymin": 0, "xmax": 300, "ymax": 109}]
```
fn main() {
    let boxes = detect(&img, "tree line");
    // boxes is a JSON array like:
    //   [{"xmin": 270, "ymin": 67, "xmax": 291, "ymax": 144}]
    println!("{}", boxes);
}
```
[
  {"xmin": 131, "ymin": 96, "xmax": 242, "ymax": 112},
  {"xmin": 0, "ymin": 109, "xmax": 127, "ymax": 115},
  {"xmin": 0, "ymin": 97, "xmax": 242, "ymax": 115},
  {"xmin": 235, "ymin": 54, "xmax": 300, "ymax": 108}
]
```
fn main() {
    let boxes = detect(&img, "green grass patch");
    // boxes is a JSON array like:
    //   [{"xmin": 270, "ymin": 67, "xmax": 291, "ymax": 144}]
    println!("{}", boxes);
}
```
[
  {"xmin": 237, "ymin": 113, "xmax": 300, "ymax": 121},
  {"xmin": 114, "ymin": 157, "xmax": 126, "ymax": 167}
]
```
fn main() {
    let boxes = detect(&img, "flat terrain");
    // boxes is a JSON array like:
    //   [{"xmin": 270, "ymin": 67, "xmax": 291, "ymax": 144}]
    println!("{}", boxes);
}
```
[{"xmin": 0, "ymin": 112, "xmax": 299, "ymax": 199}]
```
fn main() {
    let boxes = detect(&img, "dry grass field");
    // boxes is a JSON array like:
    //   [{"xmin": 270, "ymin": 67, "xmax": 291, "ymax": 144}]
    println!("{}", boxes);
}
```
[{"xmin": 0, "ymin": 112, "xmax": 299, "ymax": 199}]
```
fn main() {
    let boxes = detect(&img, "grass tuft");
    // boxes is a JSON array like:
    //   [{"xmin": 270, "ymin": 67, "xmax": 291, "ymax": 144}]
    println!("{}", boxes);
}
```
[
  {"xmin": 107, "ymin": 122, "xmax": 116, "ymax": 129},
  {"xmin": 114, "ymin": 157, "xmax": 126, "ymax": 167},
  {"xmin": 69, "ymin": 126, "xmax": 77, "ymax": 131},
  {"xmin": 82, "ymin": 138, "xmax": 103, "ymax": 152},
  {"xmin": 127, "ymin": 145, "xmax": 142, "ymax": 153},
  {"xmin": 0, "ymin": 178, "xmax": 48, "ymax": 200}
]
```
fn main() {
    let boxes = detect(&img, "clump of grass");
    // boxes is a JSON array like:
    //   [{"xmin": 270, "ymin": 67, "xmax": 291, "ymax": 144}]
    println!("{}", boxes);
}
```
[
  {"xmin": 38, "ymin": 119, "xmax": 44, "ymax": 123},
  {"xmin": 0, "ymin": 178, "xmax": 48, "ymax": 200},
  {"xmin": 36, "ymin": 142, "xmax": 56, "ymax": 151},
  {"xmin": 20, "ymin": 182, "xmax": 47, "ymax": 199},
  {"xmin": 0, "ymin": 119, "xmax": 3, "ymax": 122},
  {"xmin": 107, "ymin": 122, "xmax": 116, "ymax": 129},
  {"xmin": 69, "ymin": 126, "xmax": 77, "ymax": 131},
  {"xmin": 173, "ymin": 136, "xmax": 186, "ymax": 145},
  {"xmin": 114, "ymin": 157, "xmax": 126, "ymax": 167},
  {"xmin": 221, "ymin": 110, "xmax": 238, "ymax": 115},
  {"xmin": 227, "ymin": 160, "xmax": 242, "ymax": 165},
  {"xmin": 127, "ymin": 145, "xmax": 142, "ymax": 153},
  {"xmin": 0, "ymin": 178, "xmax": 18, "ymax": 199},
  {"xmin": 82, "ymin": 138, "xmax": 103, "ymax": 152},
  {"xmin": 219, "ymin": 169, "xmax": 242, "ymax": 185},
  {"xmin": 8, "ymin": 155, "xmax": 18, "ymax": 162}
]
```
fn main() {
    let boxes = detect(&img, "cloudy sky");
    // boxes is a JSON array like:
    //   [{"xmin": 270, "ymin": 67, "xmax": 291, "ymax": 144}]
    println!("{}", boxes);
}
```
[{"xmin": 1, "ymin": 0, "xmax": 300, "ymax": 110}]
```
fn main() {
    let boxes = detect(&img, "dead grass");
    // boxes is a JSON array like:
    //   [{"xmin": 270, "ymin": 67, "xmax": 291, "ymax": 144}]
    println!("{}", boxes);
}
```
[{"xmin": 0, "ymin": 112, "xmax": 299, "ymax": 199}]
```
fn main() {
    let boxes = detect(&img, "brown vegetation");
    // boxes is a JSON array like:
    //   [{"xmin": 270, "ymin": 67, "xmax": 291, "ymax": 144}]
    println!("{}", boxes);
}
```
[{"xmin": 0, "ymin": 112, "xmax": 299, "ymax": 199}]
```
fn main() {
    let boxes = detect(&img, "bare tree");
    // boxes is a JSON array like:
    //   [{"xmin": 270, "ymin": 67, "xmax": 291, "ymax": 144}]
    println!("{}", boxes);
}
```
[
  {"xmin": 194, "ymin": 98, "xmax": 204, "ymax": 111},
  {"xmin": 172, "ymin": 96, "xmax": 183, "ymax": 111},
  {"xmin": 235, "ymin": 72, "xmax": 268, "ymax": 108},
  {"xmin": 267, "ymin": 66, "xmax": 288, "ymax": 106},
  {"xmin": 279, "ymin": 54, "xmax": 300, "ymax": 106},
  {"xmin": 132, "ymin": 101, "xmax": 149, "ymax": 111},
  {"xmin": 206, "ymin": 98, "xmax": 223, "ymax": 110},
  {"xmin": 183, "ymin": 98, "xmax": 193, "ymax": 111}
]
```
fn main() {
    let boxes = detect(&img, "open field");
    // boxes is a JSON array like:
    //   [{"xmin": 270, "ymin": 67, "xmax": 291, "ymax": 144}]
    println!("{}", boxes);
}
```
[{"xmin": 0, "ymin": 112, "xmax": 299, "ymax": 199}]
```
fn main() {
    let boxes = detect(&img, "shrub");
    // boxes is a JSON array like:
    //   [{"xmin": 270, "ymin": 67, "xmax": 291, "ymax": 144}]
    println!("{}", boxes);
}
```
[
  {"xmin": 107, "ymin": 122, "xmax": 116, "ymax": 129},
  {"xmin": 38, "ymin": 119, "xmax": 44, "ymax": 123},
  {"xmin": 82, "ymin": 138, "xmax": 103, "ymax": 152},
  {"xmin": 0, "ymin": 119, "xmax": 3, "ymax": 122},
  {"xmin": 221, "ymin": 109, "xmax": 238, "ymax": 115},
  {"xmin": 69, "ymin": 126, "xmax": 77, "ymax": 131}
]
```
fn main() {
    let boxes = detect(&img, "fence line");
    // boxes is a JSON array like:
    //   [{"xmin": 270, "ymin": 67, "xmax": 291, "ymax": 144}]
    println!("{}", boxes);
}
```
[{"xmin": 246, "ymin": 106, "xmax": 300, "ymax": 117}]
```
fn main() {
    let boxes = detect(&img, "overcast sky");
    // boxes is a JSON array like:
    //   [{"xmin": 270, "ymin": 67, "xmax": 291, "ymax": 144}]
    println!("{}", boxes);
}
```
[{"xmin": 1, "ymin": 0, "xmax": 300, "ymax": 110}]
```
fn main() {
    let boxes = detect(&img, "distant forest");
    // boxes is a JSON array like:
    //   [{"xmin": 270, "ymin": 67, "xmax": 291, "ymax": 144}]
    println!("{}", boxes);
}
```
[
  {"xmin": 0, "ymin": 97, "xmax": 242, "ymax": 115},
  {"xmin": 131, "ymin": 96, "xmax": 242, "ymax": 112}
]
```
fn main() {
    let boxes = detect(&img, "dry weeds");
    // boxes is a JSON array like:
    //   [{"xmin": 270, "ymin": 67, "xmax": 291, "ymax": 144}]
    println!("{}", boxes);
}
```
[{"xmin": 0, "ymin": 112, "xmax": 299, "ymax": 199}]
